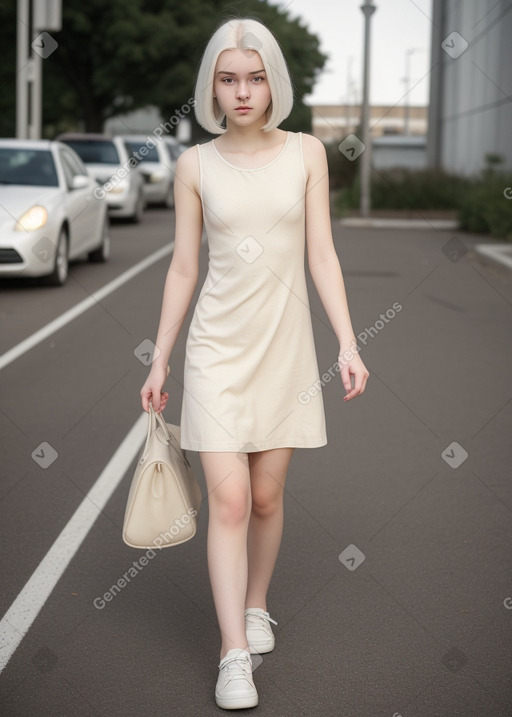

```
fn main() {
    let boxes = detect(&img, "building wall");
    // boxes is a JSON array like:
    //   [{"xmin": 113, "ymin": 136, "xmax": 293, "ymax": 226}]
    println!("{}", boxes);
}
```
[
  {"xmin": 372, "ymin": 138, "xmax": 427, "ymax": 171},
  {"xmin": 104, "ymin": 106, "xmax": 165, "ymax": 136},
  {"xmin": 311, "ymin": 104, "xmax": 427, "ymax": 144},
  {"xmin": 428, "ymin": 0, "xmax": 512, "ymax": 175}
]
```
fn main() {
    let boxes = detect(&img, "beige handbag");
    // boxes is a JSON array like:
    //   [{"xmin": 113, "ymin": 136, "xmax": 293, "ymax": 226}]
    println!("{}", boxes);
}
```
[{"xmin": 122, "ymin": 406, "xmax": 201, "ymax": 549}]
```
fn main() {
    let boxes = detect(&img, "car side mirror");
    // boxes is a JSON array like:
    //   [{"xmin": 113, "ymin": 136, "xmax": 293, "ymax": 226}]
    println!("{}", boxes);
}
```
[{"xmin": 71, "ymin": 174, "xmax": 90, "ymax": 190}]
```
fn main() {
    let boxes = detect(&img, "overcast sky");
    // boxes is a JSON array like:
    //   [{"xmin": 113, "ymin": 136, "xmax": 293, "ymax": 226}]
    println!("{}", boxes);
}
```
[{"xmin": 268, "ymin": 0, "xmax": 433, "ymax": 106}]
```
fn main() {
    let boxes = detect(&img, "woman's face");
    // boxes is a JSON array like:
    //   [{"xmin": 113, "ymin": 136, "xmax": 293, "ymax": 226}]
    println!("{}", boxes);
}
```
[{"xmin": 213, "ymin": 48, "xmax": 272, "ymax": 129}]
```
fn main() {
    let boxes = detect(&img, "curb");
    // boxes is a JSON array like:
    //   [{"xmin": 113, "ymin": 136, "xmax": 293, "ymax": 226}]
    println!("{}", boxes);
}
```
[
  {"xmin": 474, "ymin": 243, "xmax": 512, "ymax": 272},
  {"xmin": 339, "ymin": 218, "xmax": 459, "ymax": 230}
]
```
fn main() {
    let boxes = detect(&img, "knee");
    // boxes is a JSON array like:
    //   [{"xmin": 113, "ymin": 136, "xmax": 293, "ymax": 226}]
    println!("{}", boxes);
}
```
[
  {"xmin": 210, "ymin": 488, "xmax": 251, "ymax": 527},
  {"xmin": 251, "ymin": 484, "xmax": 282, "ymax": 519}
]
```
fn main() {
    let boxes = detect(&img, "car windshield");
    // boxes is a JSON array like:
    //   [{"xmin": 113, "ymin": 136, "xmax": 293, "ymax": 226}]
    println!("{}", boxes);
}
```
[
  {"xmin": 0, "ymin": 148, "xmax": 59, "ymax": 187},
  {"xmin": 124, "ymin": 141, "xmax": 160, "ymax": 163},
  {"xmin": 63, "ymin": 140, "xmax": 120, "ymax": 165}
]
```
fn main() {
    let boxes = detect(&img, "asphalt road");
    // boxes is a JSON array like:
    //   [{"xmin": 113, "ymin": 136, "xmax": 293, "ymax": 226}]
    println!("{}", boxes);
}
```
[{"xmin": 0, "ymin": 207, "xmax": 511, "ymax": 716}]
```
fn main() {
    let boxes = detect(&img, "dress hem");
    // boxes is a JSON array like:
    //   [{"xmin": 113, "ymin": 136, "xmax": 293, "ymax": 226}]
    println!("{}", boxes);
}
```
[{"xmin": 180, "ymin": 437, "xmax": 327, "ymax": 452}]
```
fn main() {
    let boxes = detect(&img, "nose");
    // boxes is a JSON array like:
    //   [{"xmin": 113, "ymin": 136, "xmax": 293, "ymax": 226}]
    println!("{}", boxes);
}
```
[{"xmin": 235, "ymin": 81, "xmax": 250, "ymax": 100}]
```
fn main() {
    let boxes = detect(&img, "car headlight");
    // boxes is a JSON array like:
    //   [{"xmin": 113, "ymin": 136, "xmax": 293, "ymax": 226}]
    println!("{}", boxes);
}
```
[
  {"xmin": 149, "ymin": 172, "xmax": 166, "ymax": 183},
  {"xmin": 15, "ymin": 205, "xmax": 48, "ymax": 231},
  {"xmin": 107, "ymin": 179, "xmax": 129, "ymax": 194}
]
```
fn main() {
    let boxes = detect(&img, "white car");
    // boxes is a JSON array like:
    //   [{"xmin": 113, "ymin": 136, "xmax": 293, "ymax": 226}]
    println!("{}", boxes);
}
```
[
  {"xmin": 58, "ymin": 133, "xmax": 145, "ymax": 222},
  {"xmin": 0, "ymin": 139, "xmax": 109, "ymax": 286},
  {"xmin": 163, "ymin": 137, "xmax": 188, "ymax": 165},
  {"xmin": 119, "ymin": 135, "xmax": 175, "ymax": 208}
]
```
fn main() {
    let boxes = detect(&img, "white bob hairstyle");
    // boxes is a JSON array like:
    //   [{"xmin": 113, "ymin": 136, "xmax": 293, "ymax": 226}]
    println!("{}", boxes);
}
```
[{"xmin": 194, "ymin": 18, "xmax": 294, "ymax": 134}]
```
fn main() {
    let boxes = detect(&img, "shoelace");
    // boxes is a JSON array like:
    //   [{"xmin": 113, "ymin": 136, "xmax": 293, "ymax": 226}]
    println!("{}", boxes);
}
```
[
  {"xmin": 245, "ymin": 609, "xmax": 278, "ymax": 628},
  {"xmin": 219, "ymin": 652, "xmax": 252, "ymax": 684}
]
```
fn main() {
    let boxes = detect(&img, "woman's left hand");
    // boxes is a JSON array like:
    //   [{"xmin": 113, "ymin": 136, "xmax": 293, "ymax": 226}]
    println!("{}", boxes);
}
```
[{"xmin": 339, "ymin": 351, "xmax": 370, "ymax": 401}]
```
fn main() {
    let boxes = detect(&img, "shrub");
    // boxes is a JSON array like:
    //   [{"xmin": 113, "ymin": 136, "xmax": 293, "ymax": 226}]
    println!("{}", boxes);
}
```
[
  {"xmin": 332, "ymin": 166, "xmax": 512, "ymax": 240},
  {"xmin": 325, "ymin": 140, "xmax": 358, "ymax": 191},
  {"xmin": 334, "ymin": 168, "xmax": 470, "ymax": 213},
  {"xmin": 458, "ymin": 175, "xmax": 512, "ymax": 241}
]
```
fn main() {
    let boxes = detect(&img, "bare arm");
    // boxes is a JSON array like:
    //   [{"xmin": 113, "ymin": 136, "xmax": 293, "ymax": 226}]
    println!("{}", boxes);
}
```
[
  {"xmin": 140, "ymin": 146, "xmax": 203, "ymax": 412},
  {"xmin": 303, "ymin": 133, "xmax": 369, "ymax": 401}
]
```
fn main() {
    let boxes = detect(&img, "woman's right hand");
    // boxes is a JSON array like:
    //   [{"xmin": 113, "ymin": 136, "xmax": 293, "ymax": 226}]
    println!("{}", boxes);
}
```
[{"xmin": 140, "ymin": 364, "xmax": 170, "ymax": 413}]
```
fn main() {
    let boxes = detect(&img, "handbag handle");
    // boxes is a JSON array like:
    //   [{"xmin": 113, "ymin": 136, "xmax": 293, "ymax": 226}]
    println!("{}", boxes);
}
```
[{"xmin": 140, "ymin": 404, "xmax": 189, "ymax": 466}]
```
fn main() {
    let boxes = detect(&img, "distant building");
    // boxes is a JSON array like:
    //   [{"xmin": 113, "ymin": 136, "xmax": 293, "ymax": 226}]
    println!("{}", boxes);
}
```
[
  {"xmin": 310, "ymin": 104, "xmax": 428, "ymax": 144},
  {"xmin": 104, "ymin": 106, "xmax": 164, "ymax": 136},
  {"xmin": 427, "ymin": 0, "xmax": 512, "ymax": 174},
  {"xmin": 372, "ymin": 135, "xmax": 427, "ymax": 171},
  {"xmin": 104, "ymin": 105, "xmax": 192, "ymax": 143}
]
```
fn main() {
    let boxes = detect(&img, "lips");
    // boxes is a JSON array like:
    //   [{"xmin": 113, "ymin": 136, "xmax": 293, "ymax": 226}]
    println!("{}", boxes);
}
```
[{"xmin": 235, "ymin": 106, "xmax": 252, "ymax": 111}]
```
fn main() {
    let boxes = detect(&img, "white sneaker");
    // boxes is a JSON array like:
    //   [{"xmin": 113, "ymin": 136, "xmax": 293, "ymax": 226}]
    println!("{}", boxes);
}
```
[
  {"xmin": 215, "ymin": 648, "xmax": 258, "ymax": 710},
  {"xmin": 245, "ymin": 608, "xmax": 277, "ymax": 654}
]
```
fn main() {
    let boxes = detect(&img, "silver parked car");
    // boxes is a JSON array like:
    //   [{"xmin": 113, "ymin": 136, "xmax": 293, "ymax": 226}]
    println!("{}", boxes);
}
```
[
  {"xmin": 57, "ymin": 133, "xmax": 145, "ymax": 222},
  {"xmin": 163, "ymin": 137, "xmax": 188, "ymax": 180},
  {"xmin": 163, "ymin": 136, "xmax": 188, "ymax": 167},
  {"xmin": 0, "ymin": 139, "xmax": 109, "ymax": 286},
  {"xmin": 120, "ymin": 135, "xmax": 175, "ymax": 208}
]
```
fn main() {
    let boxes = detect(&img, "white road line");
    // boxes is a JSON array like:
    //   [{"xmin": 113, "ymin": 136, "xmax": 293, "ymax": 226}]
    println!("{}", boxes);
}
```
[
  {"xmin": 0, "ymin": 411, "xmax": 148, "ymax": 674},
  {"xmin": 0, "ymin": 242, "xmax": 174, "ymax": 371}
]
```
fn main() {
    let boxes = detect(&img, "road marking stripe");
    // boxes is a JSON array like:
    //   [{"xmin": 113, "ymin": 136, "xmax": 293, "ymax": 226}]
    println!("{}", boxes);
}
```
[
  {"xmin": 0, "ymin": 411, "xmax": 148, "ymax": 674},
  {"xmin": 0, "ymin": 242, "xmax": 173, "ymax": 371}
]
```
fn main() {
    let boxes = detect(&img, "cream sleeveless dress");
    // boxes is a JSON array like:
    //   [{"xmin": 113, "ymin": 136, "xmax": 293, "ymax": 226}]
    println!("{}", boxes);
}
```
[{"xmin": 179, "ymin": 131, "xmax": 327, "ymax": 452}]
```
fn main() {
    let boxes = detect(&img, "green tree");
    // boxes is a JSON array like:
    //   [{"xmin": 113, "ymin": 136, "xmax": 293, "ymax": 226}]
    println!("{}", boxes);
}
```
[{"xmin": 0, "ymin": 0, "xmax": 326, "ymax": 138}]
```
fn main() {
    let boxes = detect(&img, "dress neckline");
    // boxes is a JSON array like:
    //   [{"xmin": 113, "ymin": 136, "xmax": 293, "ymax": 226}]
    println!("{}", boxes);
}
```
[{"xmin": 211, "ymin": 131, "xmax": 292, "ymax": 172}]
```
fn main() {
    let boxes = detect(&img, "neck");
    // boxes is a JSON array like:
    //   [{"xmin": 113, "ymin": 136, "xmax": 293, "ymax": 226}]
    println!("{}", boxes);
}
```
[{"xmin": 221, "ymin": 116, "xmax": 278, "ymax": 149}]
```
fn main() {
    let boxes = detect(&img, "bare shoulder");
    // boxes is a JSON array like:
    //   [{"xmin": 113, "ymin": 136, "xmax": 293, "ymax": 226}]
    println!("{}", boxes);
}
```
[
  {"xmin": 301, "ymin": 132, "xmax": 327, "ymax": 159},
  {"xmin": 175, "ymin": 144, "xmax": 201, "ymax": 192},
  {"xmin": 301, "ymin": 133, "xmax": 327, "ymax": 178},
  {"xmin": 176, "ymin": 145, "xmax": 200, "ymax": 173}
]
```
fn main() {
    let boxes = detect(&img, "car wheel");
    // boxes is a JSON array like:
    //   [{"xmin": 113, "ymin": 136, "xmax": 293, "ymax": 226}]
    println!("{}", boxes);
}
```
[
  {"xmin": 130, "ymin": 191, "xmax": 145, "ymax": 224},
  {"xmin": 41, "ymin": 227, "xmax": 68, "ymax": 286},
  {"xmin": 88, "ymin": 214, "xmax": 110, "ymax": 263}
]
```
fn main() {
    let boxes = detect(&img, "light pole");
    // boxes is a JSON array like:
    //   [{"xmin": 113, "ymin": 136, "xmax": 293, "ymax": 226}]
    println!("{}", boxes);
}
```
[
  {"xmin": 359, "ymin": 0, "xmax": 376, "ymax": 218},
  {"xmin": 403, "ymin": 48, "xmax": 423, "ymax": 135},
  {"xmin": 345, "ymin": 55, "xmax": 355, "ymax": 135},
  {"xmin": 16, "ymin": 0, "xmax": 62, "ymax": 139}
]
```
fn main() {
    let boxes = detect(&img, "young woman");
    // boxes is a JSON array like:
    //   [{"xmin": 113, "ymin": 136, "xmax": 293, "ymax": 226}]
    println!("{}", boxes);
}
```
[{"xmin": 141, "ymin": 17, "xmax": 369, "ymax": 710}]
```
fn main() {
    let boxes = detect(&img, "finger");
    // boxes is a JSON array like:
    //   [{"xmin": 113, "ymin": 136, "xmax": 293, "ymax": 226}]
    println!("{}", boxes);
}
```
[
  {"xmin": 151, "ymin": 391, "xmax": 161, "ymax": 412},
  {"xmin": 352, "ymin": 371, "xmax": 365, "ymax": 395},
  {"xmin": 343, "ymin": 369, "xmax": 359, "ymax": 400},
  {"xmin": 156, "ymin": 392, "xmax": 169, "ymax": 413},
  {"xmin": 340, "ymin": 366, "xmax": 353, "ymax": 394},
  {"xmin": 141, "ymin": 390, "xmax": 151, "ymax": 412},
  {"xmin": 344, "ymin": 371, "xmax": 369, "ymax": 401}
]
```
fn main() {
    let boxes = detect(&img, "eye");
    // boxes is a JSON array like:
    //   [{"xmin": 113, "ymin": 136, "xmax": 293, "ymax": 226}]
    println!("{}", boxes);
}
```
[
  {"xmin": 222, "ymin": 77, "xmax": 235, "ymax": 84},
  {"xmin": 251, "ymin": 76, "xmax": 265, "ymax": 83}
]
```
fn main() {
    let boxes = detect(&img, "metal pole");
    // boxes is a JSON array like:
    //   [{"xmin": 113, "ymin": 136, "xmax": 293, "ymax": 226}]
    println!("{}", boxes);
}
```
[
  {"xmin": 17, "ymin": 1, "xmax": 62, "ymax": 139},
  {"xmin": 31, "ymin": 21, "xmax": 43, "ymax": 139},
  {"xmin": 16, "ymin": 0, "xmax": 29, "ymax": 138},
  {"xmin": 359, "ymin": 0, "xmax": 376, "ymax": 218},
  {"xmin": 346, "ymin": 56, "xmax": 354, "ymax": 135},
  {"xmin": 403, "ymin": 49, "xmax": 417, "ymax": 136}
]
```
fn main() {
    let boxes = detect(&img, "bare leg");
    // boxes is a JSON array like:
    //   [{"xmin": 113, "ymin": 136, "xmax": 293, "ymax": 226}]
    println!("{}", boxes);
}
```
[
  {"xmin": 245, "ymin": 448, "xmax": 294, "ymax": 610},
  {"xmin": 199, "ymin": 451, "xmax": 252, "ymax": 660}
]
